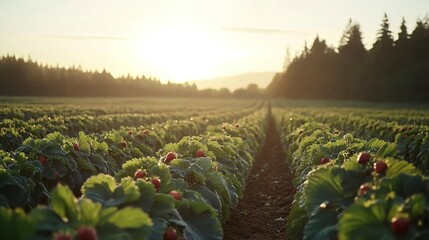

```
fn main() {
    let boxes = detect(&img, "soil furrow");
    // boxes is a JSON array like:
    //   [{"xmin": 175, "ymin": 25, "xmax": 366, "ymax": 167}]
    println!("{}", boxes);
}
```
[{"xmin": 223, "ymin": 116, "xmax": 295, "ymax": 240}]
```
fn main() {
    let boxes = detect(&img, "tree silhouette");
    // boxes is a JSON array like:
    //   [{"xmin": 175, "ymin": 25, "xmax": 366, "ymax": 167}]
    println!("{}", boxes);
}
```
[{"xmin": 266, "ymin": 13, "xmax": 429, "ymax": 102}]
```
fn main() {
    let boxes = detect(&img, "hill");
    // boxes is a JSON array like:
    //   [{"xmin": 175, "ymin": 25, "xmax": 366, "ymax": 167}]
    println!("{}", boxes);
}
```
[{"xmin": 191, "ymin": 72, "xmax": 276, "ymax": 90}]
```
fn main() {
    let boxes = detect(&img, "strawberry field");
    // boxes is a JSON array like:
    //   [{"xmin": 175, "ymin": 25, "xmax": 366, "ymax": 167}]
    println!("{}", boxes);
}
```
[{"xmin": 1, "ymin": 98, "xmax": 429, "ymax": 240}]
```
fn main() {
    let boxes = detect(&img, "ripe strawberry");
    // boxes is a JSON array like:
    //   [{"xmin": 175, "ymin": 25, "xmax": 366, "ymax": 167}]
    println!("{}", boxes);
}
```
[
  {"xmin": 374, "ymin": 160, "xmax": 388, "ymax": 174},
  {"xmin": 134, "ymin": 169, "xmax": 146, "ymax": 179},
  {"xmin": 235, "ymin": 124, "xmax": 240, "ymax": 128},
  {"xmin": 38, "ymin": 155, "xmax": 47, "ymax": 164},
  {"xmin": 151, "ymin": 177, "xmax": 161, "ymax": 192},
  {"xmin": 121, "ymin": 141, "xmax": 127, "ymax": 148},
  {"xmin": 165, "ymin": 152, "xmax": 176, "ymax": 163},
  {"xmin": 320, "ymin": 157, "xmax": 330, "ymax": 165},
  {"xmin": 169, "ymin": 190, "xmax": 181, "ymax": 200},
  {"xmin": 128, "ymin": 131, "xmax": 133, "ymax": 135},
  {"xmin": 391, "ymin": 217, "xmax": 410, "ymax": 236},
  {"xmin": 76, "ymin": 226, "xmax": 98, "ymax": 240},
  {"xmin": 357, "ymin": 152, "xmax": 370, "ymax": 164},
  {"xmin": 163, "ymin": 227, "xmax": 177, "ymax": 240},
  {"xmin": 358, "ymin": 183, "xmax": 371, "ymax": 196},
  {"xmin": 73, "ymin": 143, "xmax": 80, "ymax": 151},
  {"xmin": 196, "ymin": 150, "xmax": 205, "ymax": 158},
  {"xmin": 53, "ymin": 233, "xmax": 73, "ymax": 240}
]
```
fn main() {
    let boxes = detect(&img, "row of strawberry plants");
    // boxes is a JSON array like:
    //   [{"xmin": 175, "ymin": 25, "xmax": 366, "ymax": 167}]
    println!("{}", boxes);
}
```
[
  {"xmin": 272, "ymin": 100, "xmax": 429, "ymax": 126},
  {"xmin": 0, "ymin": 99, "xmax": 261, "ymax": 121},
  {"xmin": 0, "ymin": 108, "xmax": 267, "ymax": 240},
  {"xmin": 0, "ymin": 105, "xmax": 266, "ymax": 210},
  {"xmin": 0, "ymin": 101, "xmax": 264, "ymax": 152},
  {"xmin": 274, "ymin": 108, "xmax": 429, "ymax": 174},
  {"xmin": 273, "ymin": 109, "xmax": 429, "ymax": 240}
]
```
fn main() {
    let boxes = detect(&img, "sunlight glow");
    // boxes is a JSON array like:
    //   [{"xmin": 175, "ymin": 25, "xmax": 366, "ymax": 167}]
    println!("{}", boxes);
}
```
[{"xmin": 136, "ymin": 25, "xmax": 234, "ymax": 82}]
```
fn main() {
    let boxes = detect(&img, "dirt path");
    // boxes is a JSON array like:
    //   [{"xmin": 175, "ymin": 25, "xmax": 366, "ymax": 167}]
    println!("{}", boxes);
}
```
[{"xmin": 222, "ymin": 116, "xmax": 295, "ymax": 240}]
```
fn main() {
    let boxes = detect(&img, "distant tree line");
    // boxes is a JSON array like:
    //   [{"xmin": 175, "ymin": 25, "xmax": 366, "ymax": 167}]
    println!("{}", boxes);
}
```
[
  {"xmin": 267, "ymin": 14, "xmax": 429, "ymax": 101},
  {"xmin": 0, "ymin": 56, "xmax": 262, "ymax": 98}
]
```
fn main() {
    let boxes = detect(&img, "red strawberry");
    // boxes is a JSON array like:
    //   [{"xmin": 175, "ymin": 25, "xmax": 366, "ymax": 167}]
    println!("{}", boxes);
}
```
[
  {"xmin": 38, "ymin": 155, "xmax": 47, "ymax": 164},
  {"xmin": 73, "ymin": 143, "xmax": 80, "ymax": 151},
  {"xmin": 121, "ymin": 141, "xmax": 127, "ymax": 148},
  {"xmin": 165, "ymin": 152, "xmax": 176, "ymax": 163},
  {"xmin": 357, "ymin": 152, "xmax": 370, "ymax": 164},
  {"xmin": 151, "ymin": 177, "xmax": 161, "ymax": 192},
  {"xmin": 128, "ymin": 131, "xmax": 133, "ymax": 135},
  {"xmin": 374, "ymin": 160, "xmax": 388, "ymax": 174},
  {"xmin": 358, "ymin": 183, "xmax": 371, "ymax": 196},
  {"xmin": 53, "ymin": 233, "xmax": 73, "ymax": 240},
  {"xmin": 134, "ymin": 169, "xmax": 146, "ymax": 179},
  {"xmin": 76, "ymin": 226, "xmax": 98, "ymax": 240},
  {"xmin": 320, "ymin": 157, "xmax": 330, "ymax": 165},
  {"xmin": 163, "ymin": 227, "xmax": 177, "ymax": 240},
  {"xmin": 196, "ymin": 150, "xmax": 205, "ymax": 158},
  {"xmin": 391, "ymin": 217, "xmax": 410, "ymax": 236},
  {"xmin": 169, "ymin": 190, "xmax": 181, "ymax": 200}
]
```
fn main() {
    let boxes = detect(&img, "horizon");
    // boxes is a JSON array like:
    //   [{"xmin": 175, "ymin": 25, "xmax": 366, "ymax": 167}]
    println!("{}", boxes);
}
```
[{"xmin": 1, "ymin": 0, "xmax": 428, "ymax": 85}]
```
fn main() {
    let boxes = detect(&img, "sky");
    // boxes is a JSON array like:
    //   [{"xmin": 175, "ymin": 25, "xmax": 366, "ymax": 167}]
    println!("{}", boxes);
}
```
[{"xmin": 0, "ymin": 0, "xmax": 427, "ymax": 83}]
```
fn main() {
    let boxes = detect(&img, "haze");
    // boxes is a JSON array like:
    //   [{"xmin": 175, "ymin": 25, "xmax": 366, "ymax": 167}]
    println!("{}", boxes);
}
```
[{"xmin": 0, "ymin": 0, "xmax": 427, "ymax": 85}]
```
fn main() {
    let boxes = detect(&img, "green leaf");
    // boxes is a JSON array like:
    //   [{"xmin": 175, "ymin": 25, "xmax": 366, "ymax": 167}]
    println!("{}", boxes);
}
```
[
  {"xmin": 364, "ymin": 139, "xmax": 397, "ymax": 157},
  {"xmin": 287, "ymin": 197, "xmax": 308, "ymax": 240},
  {"xmin": 81, "ymin": 174, "xmax": 117, "ymax": 204},
  {"xmin": 78, "ymin": 198, "xmax": 102, "ymax": 226},
  {"xmin": 389, "ymin": 174, "xmax": 426, "ymax": 198},
  {"xmin": 102, "ymin": 207, "xmax": 152, "ymax": 229},
  {"xmin": 339, "ymin": 201, "xmax": 393, "ymax": 240},
  {"xmin": 50, "ymin": 184, "xmax": 77, "ymax": 222},
  {"xmin": 303, "ymin": 209, "xmax": 338, "ymax": 240},
  {"xmin": 409, "ymin": 194, "xmax": 425, "ymax": 219},
  {"xmin": 175, "ymin": 202, "xmax": 222, "ymax": 240},
  {"xmin": 148, "ymin": 194, "xmax": 175, "ymax": 219},
  {"xmin": 304, "ymin": 167, "xmax": 344, "ymax": 213},
  {"xmin": 195, "ymin": 157, "xmax": 212, "ymax": 171},
  {"xmin": 29, "ymin": 207, "xmax": 68, "ymax": 232},
  {"xmin": 0, "ymin": 208, "xmax": 35, "ymax": 240},
  {"xmin": 190, "ymin": 184, "xmax": 222, "ymax": 212},
  {"xmin": 114, "ymin": 178, "xmax": 141, "ymax": 203},
  {"xmin": 133, "ymin": 180, "xmax": 156, "ymax": 212},
  {"xmin": 385, "ymin": 159, "xmax": 420, "ymax": 178}
]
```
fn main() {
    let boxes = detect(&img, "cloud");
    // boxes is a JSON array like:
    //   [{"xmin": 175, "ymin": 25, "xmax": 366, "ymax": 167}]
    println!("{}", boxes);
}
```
[
  {"xmin": 36, "ymin": 34, "xmax": 129, "ymax": 40},
  {"xmin": 223, "ymin": 27, "xmax": 313, "ymax": 36}
]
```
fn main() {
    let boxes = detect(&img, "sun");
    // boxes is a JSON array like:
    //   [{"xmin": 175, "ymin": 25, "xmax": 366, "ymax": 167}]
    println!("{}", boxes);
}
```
[{"xmin": 135, "ymin": 26, "xmax": 227, "ymax": 82}]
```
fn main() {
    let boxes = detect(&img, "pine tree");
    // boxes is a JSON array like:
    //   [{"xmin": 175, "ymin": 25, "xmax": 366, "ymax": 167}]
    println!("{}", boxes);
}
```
[
  {"xmin": 374, "ymin": 13, "xmax": 394, "ymax": 49},
  {"xmin": 339, "ymin": 19, "xmax": 366, "ymax": 62},
  {"xmin": 397, "ymin": 17, "xmax": 409, "ymax": 42}
]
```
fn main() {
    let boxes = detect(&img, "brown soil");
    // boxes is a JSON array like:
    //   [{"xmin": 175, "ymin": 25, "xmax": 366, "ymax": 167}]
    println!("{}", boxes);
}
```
[{"xmin": 222, "ymin": 116, "xmax": 296, "ymax": 240}]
